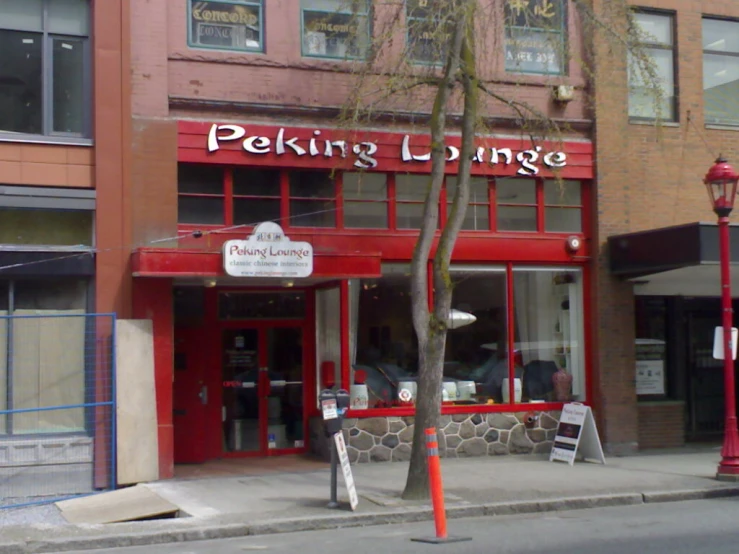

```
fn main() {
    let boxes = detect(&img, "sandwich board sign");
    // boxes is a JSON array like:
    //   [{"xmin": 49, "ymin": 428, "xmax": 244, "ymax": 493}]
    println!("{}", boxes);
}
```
[
  {"xmin": 549, "ymin": 402, "xmax": 606, "ymax": 466},
  {"xmin": 334, "ymin": 431, "xmax": 359, "ymax": 510}
]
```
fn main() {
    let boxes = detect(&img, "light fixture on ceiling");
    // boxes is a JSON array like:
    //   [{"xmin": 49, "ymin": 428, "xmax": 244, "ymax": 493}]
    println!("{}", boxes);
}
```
[
  {"xmin": 282, "ymin": 280, "xmax": 295, "ymax": 288},
  {"xmin": 203, "ymin": 278, "xmax": 217, "ymax": 288}
]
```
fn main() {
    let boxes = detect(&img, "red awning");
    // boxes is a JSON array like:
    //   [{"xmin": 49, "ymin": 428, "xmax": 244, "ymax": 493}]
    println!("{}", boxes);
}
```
[{"xmin": 131, "ymin": 248, "xmax": 382, "ymax": 279}]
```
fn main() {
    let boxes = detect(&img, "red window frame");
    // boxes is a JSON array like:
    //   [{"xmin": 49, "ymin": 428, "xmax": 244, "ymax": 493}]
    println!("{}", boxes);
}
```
[{"xmin": 176, "ymin": 164, "xmax": 585, "ymax": 235}]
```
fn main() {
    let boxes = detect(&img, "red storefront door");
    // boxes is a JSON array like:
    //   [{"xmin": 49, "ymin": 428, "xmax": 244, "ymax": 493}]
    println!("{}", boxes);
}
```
[
  {"xmin": 221, "ymin": 323, "xmax": 306, "ymax": 456},
  {"xmin": 173, "ymin": 327, "xmax": 209, "ymax": 464}
]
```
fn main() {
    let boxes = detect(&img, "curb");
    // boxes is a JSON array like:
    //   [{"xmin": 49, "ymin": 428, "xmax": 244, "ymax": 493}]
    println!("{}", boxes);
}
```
[{"xmin": 4, "ymin": 487, "xmax": 739, "ymax": 554}]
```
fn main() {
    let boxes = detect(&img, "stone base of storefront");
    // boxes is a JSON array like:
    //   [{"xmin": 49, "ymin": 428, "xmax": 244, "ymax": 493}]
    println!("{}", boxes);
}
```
[{"xmin": 309, "ymin": 412, "xmax": 562, "ymax": 463}]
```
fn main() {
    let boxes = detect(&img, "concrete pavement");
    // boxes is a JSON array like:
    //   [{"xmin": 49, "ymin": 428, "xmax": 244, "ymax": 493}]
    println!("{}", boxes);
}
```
[{"xmin": 1, "ymin": 446, "xmax": 739, "ymax": 554}]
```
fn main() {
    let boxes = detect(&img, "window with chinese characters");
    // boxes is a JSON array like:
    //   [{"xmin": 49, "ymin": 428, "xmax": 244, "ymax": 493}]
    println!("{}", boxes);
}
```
[
  {"xmin": 406, "ymin": 0, "xmax": 449, "ymax": 65},
  {"xmin": 504, "ymin": 0, "xmax": 567, "ymax": 75},
  {"xmin": 0, "ymin": 0, "xmax": 91, "ymax": 138},
  {"xmin": 703, "ymin": 18, "xmax": 739, "ymax": 126},
  {"xmin": 188, "ymin": 0, "xmax": 263, "ymax": 53},
  {"xmin": 301, "ymin": 0, "xmax": 371, "ymax": 59},
  {"xmin": 628, "ymin": 11, "xmax": 676, "ymax": 121}
]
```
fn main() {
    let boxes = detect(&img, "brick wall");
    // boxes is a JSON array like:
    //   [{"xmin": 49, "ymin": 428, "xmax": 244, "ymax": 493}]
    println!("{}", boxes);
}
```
[
  {"xmin": 637, "ymin": 401, "xmax": 685, "ymax": 449},
  {"xmin": 592, "ymin": 0, "xmax": 739, "ymax": 451}
]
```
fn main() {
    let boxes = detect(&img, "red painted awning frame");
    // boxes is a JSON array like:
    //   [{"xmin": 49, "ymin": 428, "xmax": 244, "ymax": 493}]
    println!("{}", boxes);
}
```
[{"xmin": 132, "ymin": 248, "xmax": 382, "ymax": 278}]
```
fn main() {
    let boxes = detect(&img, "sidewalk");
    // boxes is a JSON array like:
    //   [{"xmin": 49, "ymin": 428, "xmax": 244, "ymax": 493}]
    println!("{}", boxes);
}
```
[{"xmin": 1, "ymin": 446, "xmax": 739, "ymax": 554}]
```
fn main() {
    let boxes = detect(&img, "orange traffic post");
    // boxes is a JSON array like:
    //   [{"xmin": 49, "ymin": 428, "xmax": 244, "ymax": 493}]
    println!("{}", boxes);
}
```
[{"xmin": 410, "ymin": 427, "xmax": 472, "ymax": 545}]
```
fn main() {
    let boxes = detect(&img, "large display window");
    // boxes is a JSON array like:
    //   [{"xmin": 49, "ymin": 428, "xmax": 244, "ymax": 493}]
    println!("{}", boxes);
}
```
[{"xmin": 340, "ymin": 264, "xmax": 586, "ymax": 413}]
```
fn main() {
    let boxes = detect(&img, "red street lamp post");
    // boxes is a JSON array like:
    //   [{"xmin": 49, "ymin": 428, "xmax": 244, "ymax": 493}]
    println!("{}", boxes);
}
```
[{"xmin": 704, "ymin": 156, "xmax": 739, "ymax": 480}]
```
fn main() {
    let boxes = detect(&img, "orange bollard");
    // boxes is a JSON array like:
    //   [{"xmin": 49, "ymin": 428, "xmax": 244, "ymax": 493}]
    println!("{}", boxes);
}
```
[
  {"xmin": 426, "ymin": 427, "xmax": 448, "ymax": 539},
  {"xmin": 410, "ymin": 427, "xmax": 472, "ymax": 545}
]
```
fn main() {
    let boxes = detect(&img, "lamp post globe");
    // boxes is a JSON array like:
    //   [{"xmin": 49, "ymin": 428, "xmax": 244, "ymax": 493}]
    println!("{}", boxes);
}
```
[{"xmin": 704, "ymin": 156, "xmax": 739, "ymax": 480}]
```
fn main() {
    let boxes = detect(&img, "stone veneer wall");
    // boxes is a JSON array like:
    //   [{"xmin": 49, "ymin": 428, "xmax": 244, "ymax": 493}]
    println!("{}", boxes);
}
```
[{"xmin": 309, "ymin": 412, "xmax": 561, "ymax": 463}]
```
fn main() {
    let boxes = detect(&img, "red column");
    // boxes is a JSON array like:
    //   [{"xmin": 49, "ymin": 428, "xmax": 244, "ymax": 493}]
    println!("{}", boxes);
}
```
[
  {"xmin": 718, "ymin": 216, "xmax": 739, "ymax": 478},
  {"xmin": 132, "ymin": 278, "xmax": 174, "ymax": 479}
]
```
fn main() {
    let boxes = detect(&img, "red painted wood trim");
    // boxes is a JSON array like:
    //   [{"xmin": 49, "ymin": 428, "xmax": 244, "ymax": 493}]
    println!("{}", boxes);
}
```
[
  {"xmin": 132, "ymin": 249, "xmax": 383, "ymax": 278},
  {"xmin": 343, "ymin": 401, "xmax": 574, "ymax": 419},
  {"xmin": 340, "ymin": 281, "xmax": 350, "ymax": 390}
]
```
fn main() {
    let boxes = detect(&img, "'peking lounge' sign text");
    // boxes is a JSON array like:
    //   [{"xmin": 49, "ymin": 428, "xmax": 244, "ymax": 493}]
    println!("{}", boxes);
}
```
[
  {"xmin": 207, "ymin": 124, "xmax": 568, "ymax": 177},
  {"xmin": 224, "ymin": 222, "xmax": 313, "ymax": 278}
]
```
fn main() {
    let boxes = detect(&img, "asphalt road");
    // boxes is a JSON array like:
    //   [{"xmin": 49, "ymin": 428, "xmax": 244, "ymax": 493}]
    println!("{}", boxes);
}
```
[{"xmin": 55, "ymin": 497, "xmax": 739, "ymax": 554}]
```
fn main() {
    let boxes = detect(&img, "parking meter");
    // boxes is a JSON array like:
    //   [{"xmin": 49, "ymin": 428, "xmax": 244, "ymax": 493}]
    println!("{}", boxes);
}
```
[
  {"xmin": 320, "ymin": 389, "xmax": 342, "ymax": 437},
  {"xmin": 320, "ymin": 388, "xmax": 351, "ymax": 509},
  {"xmin": 335, "ymin": 389, "xmax": 350, "ymax": 415}
]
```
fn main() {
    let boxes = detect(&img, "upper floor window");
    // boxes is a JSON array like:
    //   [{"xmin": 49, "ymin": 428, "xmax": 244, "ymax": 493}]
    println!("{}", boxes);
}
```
[
  {"xmin": 188, "ymin": 0, "xmax": 263, "ymax": 53},
  {"xmin": 301, "ymin": 0, "xmax": 371, "ymax": 59},
  {"xmin": 504, "ymin": 0, "xmax": 567, "ymax": 75},
  {"xmin": 177, "ymin": 163, "xmax": 584, "ymax": 235},
  {"xmin": 628, "ymin": 11, "xmax": 676, "ymax": 121},
  {"xmin": 406, "ymin": 0, "xmax": 447, "ymax": 65},
  {"xmin": 0, "ymin": 0, "xmax": 90, "ymax": 138},
  {"xmin": 703, "ymin": 18, "xmax": 739, "ymax": 126}
]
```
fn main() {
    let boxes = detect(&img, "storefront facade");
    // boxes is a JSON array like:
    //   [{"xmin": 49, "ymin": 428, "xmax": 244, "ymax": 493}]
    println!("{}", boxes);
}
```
[{"xmin": 130, "ymin": 120, "xmax": 594, "ymax": 467}]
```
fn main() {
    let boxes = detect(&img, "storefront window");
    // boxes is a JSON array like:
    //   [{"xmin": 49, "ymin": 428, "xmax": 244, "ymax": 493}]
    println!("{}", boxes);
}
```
[
  {"xmin": 301, "ymin": 0, "xmax": 370, "ymax": 59},
  {"xmin": 289, "ymin": 171, "xmax": 337, "ymax": 228},
  {"xmin": 350, "ymin": 267, "xmax": 417, "ymax": 407},
  {"xmin": 178, "ymin": 163, "xmax": 225, "ymax": 225},
  {"xmin": 233, "ymin": 168, "xmax": 281, "ymax": 225},
  {"xmin": 446, "ymin": 176, "xmax": 490, "ymax": 230},
  {"xmin": 6, "ymin": 278, "xmax": 88, "ymax": 435},
  {"xmin": 343, "ymin": 172, "xmax": 388, "ymax": 229},
  {"xmin": 512, "ymin": 268, "xmax": 585, "ymax": 402},
  {"xmin": 544, "ymin": 179, "xmax": 582, "ymax": 233},
  {"xmin": 497, "ymin": 178, "xmax": 537, "ymax": 231},
  {"xmin": 188, "ymin": 0, "xmax": 263, "ymax": 53},
  {"xmin": 444, "ymin": 268, "xmax": 509, "ymax": 404},
  {"xmin": 316, "ymin": 286, "xmax": 341, "ymax": 398}
]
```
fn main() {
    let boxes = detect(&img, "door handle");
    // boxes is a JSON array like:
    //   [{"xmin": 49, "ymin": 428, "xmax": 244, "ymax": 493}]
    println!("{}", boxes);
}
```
[{"xmin": 199, "ymin": 385, "xmax": 208, "ymax": 405}]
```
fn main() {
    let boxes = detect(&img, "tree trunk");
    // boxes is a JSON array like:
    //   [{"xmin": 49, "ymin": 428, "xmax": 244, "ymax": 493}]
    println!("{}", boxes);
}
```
[{"xmin": 401, "ymin": 0, "xmax": 473, "ymax": 501}]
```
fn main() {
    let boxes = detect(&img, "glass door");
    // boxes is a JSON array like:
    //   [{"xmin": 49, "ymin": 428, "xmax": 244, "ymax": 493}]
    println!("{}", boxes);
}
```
[
  {"xmin": 265, "ymin": 327, "xmax": 304, "ymax": 450},
  {"xmin": 221, "ymin": 325, "xmax": 305, "ymax": 455},
  {"xmin": 222, "ymin": 328, "xmax": 261, "ymax": 453}
]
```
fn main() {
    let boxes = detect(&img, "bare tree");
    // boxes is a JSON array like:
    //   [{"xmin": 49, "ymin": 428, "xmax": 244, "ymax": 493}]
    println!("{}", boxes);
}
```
[{"xmin": 312, "ymin": 0, "xmax": 662, "ymax": 500}]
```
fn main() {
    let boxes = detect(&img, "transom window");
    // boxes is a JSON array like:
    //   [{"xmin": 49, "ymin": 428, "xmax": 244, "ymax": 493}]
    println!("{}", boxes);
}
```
[
  {"xmin": 703, "ymin": 18, "xmax": 739, "ymax": 126},
  {"xmin": 177, "ymin": 163, "xmax": 583, "ymax": 234},
  {"xmin": 0, "ymin": 0, "xmax": 91, "ymax": 138},
  {"xmin": 301, "ymin": 0, "xmax": 371, "ymax": 59},
  {"xmin": 188, "ymin": 0, "xmax": 264, "ymax": 53},
  {"xmin": 504, "ymin": 0, "xmax": 567, "ymax": 75},
  {"xmin": 628, "ymin": 11, "xmax": 676, "ymax": 121}
]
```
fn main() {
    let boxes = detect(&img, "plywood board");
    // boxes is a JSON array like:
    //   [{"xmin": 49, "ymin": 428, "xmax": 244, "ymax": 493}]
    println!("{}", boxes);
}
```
[
  {"xmin": 116, "ymin": 319, "xmax": 159, "ymax": 485},
  {"xmin": 56, "ymin": 484, "xmax": 178, "ymax": 524}
]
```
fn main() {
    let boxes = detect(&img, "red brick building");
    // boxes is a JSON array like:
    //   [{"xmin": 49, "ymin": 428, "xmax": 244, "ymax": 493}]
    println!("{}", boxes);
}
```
[
  {"xmin": 0, "ymin": 0, "xmax": 128, "ymax": 494},
  {"xmin": 593, "ymin": 0, "xmax": 739, "ymax": 452},
  {"xmin": 122, "ymin": 0, "xmax": 603, "ymax": 478}
]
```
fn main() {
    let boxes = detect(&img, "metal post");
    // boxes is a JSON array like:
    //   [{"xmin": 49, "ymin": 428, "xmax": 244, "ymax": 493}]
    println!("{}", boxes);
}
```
[
  {"xmin": 328, "ymin": 435, "xmax": 339, "ymax": 508},
  {"xmin": 717, "ymin": 215, "xmax": 739, "ymax": 480}
]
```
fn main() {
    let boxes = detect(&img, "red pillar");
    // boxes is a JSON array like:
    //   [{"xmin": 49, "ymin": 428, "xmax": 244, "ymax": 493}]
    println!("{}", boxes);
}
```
[
  {"xmin": 133, "ymin": 278, "xmax": 174, "ymax": 479},
  {"xmin": 718, "ymin": 216, "xmax": 739, "ymax": 479}
]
